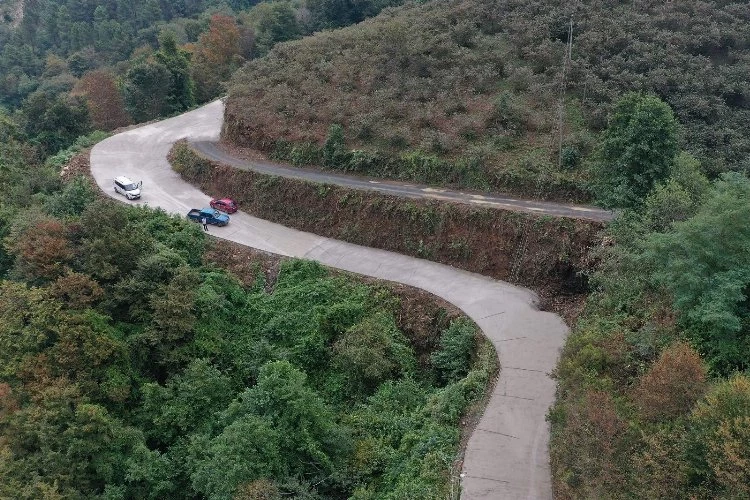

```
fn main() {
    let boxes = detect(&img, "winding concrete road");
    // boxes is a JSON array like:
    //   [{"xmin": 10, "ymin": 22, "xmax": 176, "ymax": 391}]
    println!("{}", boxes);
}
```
[
  {"xmin": 90, "ymin": 100, "xmax": 568, "ymax": 499},
  {"xmin": 193, "ymin": 141, "xmax": 612, "ymax": 222}
]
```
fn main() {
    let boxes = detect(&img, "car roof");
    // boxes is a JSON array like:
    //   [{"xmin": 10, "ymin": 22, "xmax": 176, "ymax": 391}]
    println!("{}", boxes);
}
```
[
  {"xmin": 115, "ymin": 175, "xmax": 134, "ymax": 184},
  {"xmin": 202, "ymin": 208, "xmax": 228, "ymax": 216}
]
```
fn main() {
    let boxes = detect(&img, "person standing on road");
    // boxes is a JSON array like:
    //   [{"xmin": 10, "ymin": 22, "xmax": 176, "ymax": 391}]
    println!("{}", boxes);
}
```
[{"xmin": 201, "ymin": 216, "xmax": 208, "ymax": 231}]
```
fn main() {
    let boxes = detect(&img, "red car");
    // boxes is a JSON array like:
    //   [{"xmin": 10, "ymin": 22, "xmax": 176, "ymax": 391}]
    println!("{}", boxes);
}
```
[{"xmin": 210, "ymin": 198, "xmax": 238, "ymax": 214}]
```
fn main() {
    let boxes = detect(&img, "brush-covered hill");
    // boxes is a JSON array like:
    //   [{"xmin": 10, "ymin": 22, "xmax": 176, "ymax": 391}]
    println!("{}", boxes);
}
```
[{"xmin": 224, "ymin": 0, "xmax": 750, "ymax": 201}]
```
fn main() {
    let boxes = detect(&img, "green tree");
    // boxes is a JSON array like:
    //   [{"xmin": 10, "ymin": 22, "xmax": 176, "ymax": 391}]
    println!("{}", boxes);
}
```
[
  {"xmin": 44, "ymin": 175, "xmax": 97, "ymax": 217},
  {"xmin": 21, "ymin": 91, "xmax": 91, "ymax": 155},
  {"xmin": 593, "ymin": 93, "xmax": 679, "ymax": 208},
  {"xmin": 644, "ymin": 173, "xmax": 750, "ymax": 373},
  {"xmin": 224, "ymin": 361, "xmax": 349, "ymax": 479},
  {"xmin": 140, "ymin": 359, "xmax": 234, "ymax": 444},
  {"xmin": 305, "ymin": 0, "xmax": 400, "ymax": 30},
  {"xmin": 0, "ymin": 281, "xmax": 54, "ymax": 380},
  {"xmin": 639, "ymin": 153, "xmax": 710, "ymax": 232},
  {"xmin": 141, "ymin": 266, "xmax": 201, "ymax": 375},
  {"xmin": 67, "ymin": 49, "xmax": 99, "ymax": 78},
  {"xmin": 431, "ymin": 318, "xmax": 476, "ymax": 384},
  {"xmin": 246, "ymin": 2, "xmax": 300, "ymax": 56},
  {"xmin": 189, "ymin": 415, "xmax": 282, "ymax": 500},
  {"xmin": 323, "ymin": 123, "xmax": 346, "ymax": 168},
  {"xmin": 3, "ymin": 380, "xmax": 145, "ymax": 496},
  {"xmin": 333, "ymin": 312, "xmax": 414, "ymax": 394},
  {"xmin": 154, "ymin": 30, "xmax": 196, "ymax": 114},
  {"xmin": 122, "ymin": 60, "xmax": 172, "ymax": 122},
  {"xmin": 78, "ymin": 201, "xmax": 151, "ymax": 281}
]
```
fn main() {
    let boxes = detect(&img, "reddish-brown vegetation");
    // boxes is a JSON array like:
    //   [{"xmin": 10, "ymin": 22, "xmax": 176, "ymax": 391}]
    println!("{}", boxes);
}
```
[
  {"xmin": 0, "ymin": 383, "xmax": 18, "ymax": 417},
  {"xmin": 554, "ymin": 390, "xmax": 628, "ymax": 499},
  {"xmin": 48, "ymin": 271, "xmax": 104, "ymax": 309},
  {"xmin": 189, "ymin": 15, "xmax": 249, "ymax": 103},
  {"xmin": 634, "ymin": 341, "xmax": 707, "ymax": 422},
  {"xmin": 8, "ymin": 219, "xmax": 74, "ymax": 280},
  {"xmin": 72, "ymin": 70, "xmax": 131, "ymax": 131}
]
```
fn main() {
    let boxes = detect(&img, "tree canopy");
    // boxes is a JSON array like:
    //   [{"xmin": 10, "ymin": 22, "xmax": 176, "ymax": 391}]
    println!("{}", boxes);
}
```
[
  {"xmin": 0, "ymin": 160, "xmax": 493, "ymax": 497},
  {"xmin": 593, "ymin": 93, "xmax": 679, "ymax": 208}
]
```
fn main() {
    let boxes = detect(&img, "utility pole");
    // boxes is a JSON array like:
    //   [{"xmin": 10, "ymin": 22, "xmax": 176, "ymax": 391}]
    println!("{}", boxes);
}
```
[
  {"xmin": 557, "ymin": 17, "xmax": 573, "ymax": 169},
  {"xmin": 511, "ymin": 17, "xmax": 574, "ymax": 284}
]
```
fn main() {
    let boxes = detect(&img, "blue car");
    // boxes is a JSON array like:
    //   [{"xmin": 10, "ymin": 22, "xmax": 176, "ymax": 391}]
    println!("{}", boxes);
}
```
[{"xmin": 186, "ymin": 207, "xmax": 230, "ymax": 226}]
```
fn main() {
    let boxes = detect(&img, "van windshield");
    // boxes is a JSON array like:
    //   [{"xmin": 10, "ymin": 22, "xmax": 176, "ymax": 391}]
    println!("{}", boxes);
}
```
[{"xmin": 122, "ymin": 183, "xmax": 138, "ymax": 191}]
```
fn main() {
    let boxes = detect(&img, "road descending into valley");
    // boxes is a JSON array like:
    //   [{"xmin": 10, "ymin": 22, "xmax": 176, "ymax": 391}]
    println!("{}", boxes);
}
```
[{"xmin": 91, "ymin": 100, "xmax": 570, "ymax": 499}]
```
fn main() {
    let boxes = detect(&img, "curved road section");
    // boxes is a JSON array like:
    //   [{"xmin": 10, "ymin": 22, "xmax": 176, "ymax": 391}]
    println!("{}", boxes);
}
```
[
  {"xmin": 193, "ymin": 141, "xmax": 612, "ymax": 222},
  {"xmin": 91, "ymin": 100, "xmax": 568, "ymax": 499}
]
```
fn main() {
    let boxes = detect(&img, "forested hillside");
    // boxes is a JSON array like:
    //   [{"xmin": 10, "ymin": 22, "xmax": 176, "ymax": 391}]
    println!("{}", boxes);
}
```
[
  {"xmin": 3, "ymin": 0, "xmax": 750, "ymax": 498},
  {"xmin": 546, "ymin": 57, "xmax": 750, "ymax": 500},
  {"xmin": 224, "ymin": 0, "xmax": 750, "ymax": 200},
  {"xmin": 0, "ymin": 125, "xmax": 495, "ymax": 497},
  {"xmin": 550, "ymin": 169, "xmax": 750, "ymax": 498},
  {"xmin": 0, "ymin": 1, "xmax": 496, "ymax": 497},
  {"xmin": 0, "ymin": 0, "xmax": 407, "ymax": 155}
]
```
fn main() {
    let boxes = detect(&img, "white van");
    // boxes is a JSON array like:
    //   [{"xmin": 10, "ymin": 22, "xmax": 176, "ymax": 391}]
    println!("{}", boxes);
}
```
[{"xmin": 114, "ymin": 176, "xmax": 142, "ymax": 200}]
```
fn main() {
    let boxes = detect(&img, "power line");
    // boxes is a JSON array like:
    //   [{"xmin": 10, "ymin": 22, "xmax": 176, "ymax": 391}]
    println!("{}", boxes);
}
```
[
  {"xmin": 557, "ymin": 16, "xmax": 574, "ymax": 169},
  {"xmin": 510, "ymin": 17, "xmax": 573, "ymax": 284}
]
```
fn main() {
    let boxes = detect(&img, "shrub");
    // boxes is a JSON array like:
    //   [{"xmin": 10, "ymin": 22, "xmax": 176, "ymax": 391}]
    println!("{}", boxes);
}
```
[
  {"xmin": 644, "ymin": 173, "xmax": 750, "ymax": 374},
  {"xmin": 553, "ymin": 390, "xmax": 628, "ymax": 497},
  {"xmin": 323, "ymin": 123, "xmax": 346, "ymax": 167},
  {"xmin": 431, "ymin": 318, "xmax": 476, "ymax": 384},
  {"xmin": 44, "ymin": 130, "xmax": 109, "ymax": 169},
  {"xmin": 171, "ymin": 141, "xmax": 212, "ymax": 180},
  {"xmin": 333, "ymin": 312, "xmax": 415, "ymax": 394},
  {"xmin": 560, "ymin": 146, "xmax": 581, "ymax": 170},
  {"xmin": 687, "ymin": 375, "xmax": 750, "ymax": 496},
  {"xmin": 44, "ymin": 175, "xmax": 97, "ymax": 217},
  {"xmin": 634, "ymin": 341, "xmax": 707, "ymax": 422},
  {"xmin": 592, "ymin": 93, "xmax": 679, "ymax": 208}
]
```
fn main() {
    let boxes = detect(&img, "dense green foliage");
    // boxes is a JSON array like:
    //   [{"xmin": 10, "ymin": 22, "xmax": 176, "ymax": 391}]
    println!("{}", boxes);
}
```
[
  {"xmin": 0, "ymin": 128, "xmax": 494, "ymax": 498},
  {"xmin": 122, "ymin": 31, "xmax": 196, "ymax": 121},
  {"xmin": 0, "ymin": 0, "xmax": 256, "ymax": 107},
  {"xmin": 5, "ymin": 1, "xmax": 750, "ymax": 498},
  {"xmin": 0, "ymin": 0, "xmax": 409, "ymax": 164},
  {"xmin": 592, "ymin": 93, "xmax": 679, "ymax": 208},
  {"xmin": 550, "ymin": 158, "xmax": 750, "ymax": 497},
  {"xmin": 225, "ymin": 0, "xmax": 750, "ymax": 199},
  {"xmin": 644, "ymin": 174, "xmax": 750, "ymax": 373}
]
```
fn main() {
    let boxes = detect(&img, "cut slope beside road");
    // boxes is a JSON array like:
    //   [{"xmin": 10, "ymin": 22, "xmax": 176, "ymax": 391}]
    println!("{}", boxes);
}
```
[
  {"xmin": 193, "ymin": 141, "xmax": 613, "ymax": 222},
  {"xmin": 90, "ymin": 100, "xmax": 568, "ymax": 499}
]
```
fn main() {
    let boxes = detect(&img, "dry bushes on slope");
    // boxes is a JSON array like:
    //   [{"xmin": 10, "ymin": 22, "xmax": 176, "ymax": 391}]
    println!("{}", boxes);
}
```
[{"xmin": 225, "ymin": 0, "xmax": 750, "ymax": 198}]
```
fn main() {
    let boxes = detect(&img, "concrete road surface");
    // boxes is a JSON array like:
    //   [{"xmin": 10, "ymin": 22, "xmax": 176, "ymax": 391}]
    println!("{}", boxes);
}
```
[
  {"xmin": 90, "ymin": 100, "xmax": 568, "ymax": 499},
  {"xmin": 193, "ymin": 141, "xmax": 613, "ymax": 222}
]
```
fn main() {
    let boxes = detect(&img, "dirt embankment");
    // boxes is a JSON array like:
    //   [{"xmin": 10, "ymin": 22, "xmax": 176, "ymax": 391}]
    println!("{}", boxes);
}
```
[{"xmin": 170, "ymin": 140, "xmax": 603, "ymax": 315}]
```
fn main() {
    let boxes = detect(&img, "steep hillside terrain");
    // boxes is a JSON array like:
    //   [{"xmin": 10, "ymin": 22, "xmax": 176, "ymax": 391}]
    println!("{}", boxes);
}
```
[
  {"xmin": 225, "ymin": 0, "xmax": 750, "ymax": 199},
  {"xmin": 171, "ymin": 140, "xmax": 601, "ymax": 309},
  {"xmin": 0, "ymin": 135, "xmax": 496, "ymax": 497}
]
